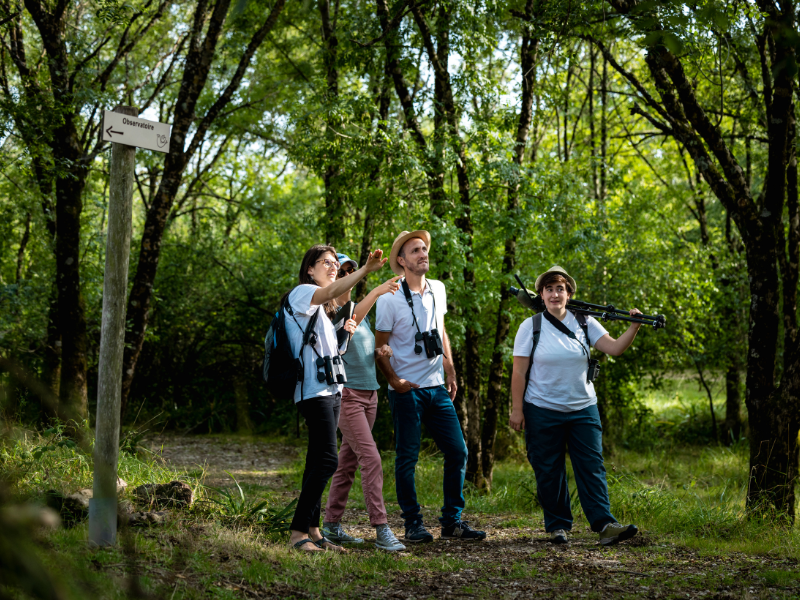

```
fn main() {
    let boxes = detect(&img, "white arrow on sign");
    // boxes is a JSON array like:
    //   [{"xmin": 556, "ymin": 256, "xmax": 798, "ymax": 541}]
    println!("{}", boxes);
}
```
[{"xmin": 102, "ymin": 110, "xmax": 171, "ymax": 153}]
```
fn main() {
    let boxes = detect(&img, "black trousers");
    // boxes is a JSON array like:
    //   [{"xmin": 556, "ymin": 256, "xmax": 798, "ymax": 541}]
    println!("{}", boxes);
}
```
[{"xmin": 289, "ymin": 393, "xmax": 341, "ymax": 533}]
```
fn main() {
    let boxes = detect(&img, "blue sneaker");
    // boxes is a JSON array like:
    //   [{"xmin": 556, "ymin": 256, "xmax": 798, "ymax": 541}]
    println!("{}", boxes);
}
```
[
  {"xmin": 322, "ymin": 521, "xmax": 363, "ymax": 544},
  {"xmin": 441, "ymin": 520, "xmax": 486, "ymax": 541},
  {"xmin": 404, "ymin": 521, "xmax": 434, "ymax": 543}
]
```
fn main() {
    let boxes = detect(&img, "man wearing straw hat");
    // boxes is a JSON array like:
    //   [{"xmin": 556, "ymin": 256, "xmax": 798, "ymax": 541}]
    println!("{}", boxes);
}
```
[{"xmin": 375, "ymin": 230, "xmax": 487, "ymax": 544}]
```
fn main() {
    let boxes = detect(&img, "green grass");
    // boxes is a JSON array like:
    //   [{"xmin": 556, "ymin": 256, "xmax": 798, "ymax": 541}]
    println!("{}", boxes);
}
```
[{"xmin": 2, "ymin": 374, "xmax": 800, "ymax": 599}]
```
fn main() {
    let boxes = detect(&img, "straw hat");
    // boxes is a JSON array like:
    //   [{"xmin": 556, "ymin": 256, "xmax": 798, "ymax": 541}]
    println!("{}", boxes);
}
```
[
  {"xmin": 389, "ymin": 230, "xmax": 432, "ymax": 276},
  {"xmin": 534, "ymin": 265, "xmax": 577, "ymax": 294}
]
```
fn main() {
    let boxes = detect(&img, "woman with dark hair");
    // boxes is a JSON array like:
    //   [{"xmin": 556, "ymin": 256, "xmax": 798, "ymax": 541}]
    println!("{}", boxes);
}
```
[
  {"xmin": 286, "ymin": 244, "xmax": 389, "ymax": 553},
  {"xmin": 509, "ymin": 265, "xmax": 644, "ymax": 547}
]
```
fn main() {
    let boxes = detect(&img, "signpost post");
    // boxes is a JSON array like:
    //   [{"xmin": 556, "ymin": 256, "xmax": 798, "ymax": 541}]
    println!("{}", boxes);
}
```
[{"xmin": 89, "ymin": 107, "xmax": 171, "ymax": 547}]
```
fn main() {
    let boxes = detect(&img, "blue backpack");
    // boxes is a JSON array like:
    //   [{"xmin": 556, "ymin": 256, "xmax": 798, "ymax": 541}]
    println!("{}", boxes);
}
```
[{"xmin": 262, "ymin": 295, "xmax": 319, "ymax": 401}]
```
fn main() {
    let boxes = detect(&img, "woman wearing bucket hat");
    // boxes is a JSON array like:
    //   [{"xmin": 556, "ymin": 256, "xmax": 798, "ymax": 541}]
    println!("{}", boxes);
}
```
[
  {"xmin": 509, "ymin": 265, "xmax": 644, "ymax": 547},
  {"xmin": 320, "ymin": 252, "xmax": 407, "ymax": 552}
]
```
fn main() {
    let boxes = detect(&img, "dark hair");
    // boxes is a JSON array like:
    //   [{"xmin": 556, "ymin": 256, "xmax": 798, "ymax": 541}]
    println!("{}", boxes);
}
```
[
  {"xmin": 281, "ymin": 244, "xmax": 340, "ymax": 319},
  {"xmin": 537, "ymin": 272, "xmax": 574, "ymax": 296}
]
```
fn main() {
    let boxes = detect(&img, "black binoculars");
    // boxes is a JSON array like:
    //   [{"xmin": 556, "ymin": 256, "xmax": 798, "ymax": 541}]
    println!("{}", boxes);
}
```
[
  {"xmin": 414, "ymin": 328, "xmax": 444, "ymax": 358},
  {"xmin": 316, "ymin": 355, "xmax": 347, "ymax": 385}
]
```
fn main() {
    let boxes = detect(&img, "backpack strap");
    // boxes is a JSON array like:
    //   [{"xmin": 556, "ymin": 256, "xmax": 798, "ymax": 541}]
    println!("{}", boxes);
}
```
[
  {"xmin": 574, "ymin": 312, "xmax": 591, "ymax": 348},
  {"xmin": 287, "ymin": 299, "xmax": 323, "ymax": 402},
  {"xmin": 522, "ymin": 313, "xmax": 542, "ymax": 399}
]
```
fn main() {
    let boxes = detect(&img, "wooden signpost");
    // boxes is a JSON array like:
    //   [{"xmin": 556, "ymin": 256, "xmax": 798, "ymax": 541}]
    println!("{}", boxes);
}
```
[{"xmin": 89, "ymin": 107, "xmax": 171, "ymax": 547}]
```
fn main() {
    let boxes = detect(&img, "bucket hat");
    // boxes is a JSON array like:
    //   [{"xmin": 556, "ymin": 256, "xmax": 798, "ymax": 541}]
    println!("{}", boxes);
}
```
[{"xmin": 535, "ymin": 265, "xmax": 577, "ymax": 294}]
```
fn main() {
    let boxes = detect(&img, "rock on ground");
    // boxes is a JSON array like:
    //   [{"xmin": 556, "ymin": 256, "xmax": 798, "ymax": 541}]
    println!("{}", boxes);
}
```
[{"xmin": 134, "ymin": 481, "xmax": 193, "ymax": 509}]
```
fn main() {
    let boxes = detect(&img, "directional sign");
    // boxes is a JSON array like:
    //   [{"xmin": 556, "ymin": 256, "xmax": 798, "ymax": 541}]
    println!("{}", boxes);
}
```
[{"xmin": 102, "ymin": 110, "xmax": 171, "ymax": 153}]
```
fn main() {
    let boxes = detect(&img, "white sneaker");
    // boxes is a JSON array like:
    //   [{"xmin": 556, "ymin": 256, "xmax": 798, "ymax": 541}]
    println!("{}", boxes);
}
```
[
  {"xmin": 375, "ymin": 524, "xmax": 406, "ymax": 551},
  {"xmin": 550, "ymin": 529, "xmax": 568, "ymax": 544},
  {"xmin": 598, "ymin": 522, "xmax": 638, "ymax": 546}
]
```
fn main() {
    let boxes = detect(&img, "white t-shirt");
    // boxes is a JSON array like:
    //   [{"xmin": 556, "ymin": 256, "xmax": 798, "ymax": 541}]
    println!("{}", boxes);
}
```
[
  {"xmin": 375, "ymin": 278, "xmax": 447, "ymax": 391},
  {"xmin": 285, "ymin": 284, "xmax": 343, "ymax": 403},
  {"xmin": 513, "ymin": 311, "xmax": 608, "ymax": 412}
]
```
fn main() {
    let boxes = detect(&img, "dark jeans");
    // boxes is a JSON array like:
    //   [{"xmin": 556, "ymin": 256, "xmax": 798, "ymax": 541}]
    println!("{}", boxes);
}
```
[
  {"xmin": 389, "ymin": 385, "xmax": 467, "ymax": 528},
  {"xmin": 523, "ymin": 402, "xmax": 616, "ymax": 533},
  {"xmin": 289, "ymin": 393, "xmax": 341, "ymax": 533}
]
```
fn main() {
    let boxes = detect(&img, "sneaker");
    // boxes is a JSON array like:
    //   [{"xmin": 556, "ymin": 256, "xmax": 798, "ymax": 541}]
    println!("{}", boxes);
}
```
[
  {"xmin": 550, "ymin": 529, "xmax": 568, "ymax": 544},
  {"xmin": 375, "ymin": 524, "xmax": 406, "ymax": 552},
  {"xmin": 441, "ymin": 520, "xmax": 487, "ymax": 541},
  {"xmin": 598, "ymin": 522, "xmax": 638, "ymax": 546},
  {"xmin": 404, "ymin": 521, "xmax": 434, "ymax": 543},
  {"xmin": 322, "ymin": 521, "xmax": 363, "ymax": 544}
]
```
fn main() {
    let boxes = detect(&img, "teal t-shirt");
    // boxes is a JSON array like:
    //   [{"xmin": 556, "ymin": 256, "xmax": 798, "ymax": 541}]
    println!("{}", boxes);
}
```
[{"xmin": 343, "ymin": 315, "xmax": 380, "ymax": 391}]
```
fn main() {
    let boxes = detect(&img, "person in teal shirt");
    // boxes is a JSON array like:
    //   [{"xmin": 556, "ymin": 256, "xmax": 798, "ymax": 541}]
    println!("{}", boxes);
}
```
[{"xmin": 322, "ymin": 253, "xmax": 407, "ymax": 552}]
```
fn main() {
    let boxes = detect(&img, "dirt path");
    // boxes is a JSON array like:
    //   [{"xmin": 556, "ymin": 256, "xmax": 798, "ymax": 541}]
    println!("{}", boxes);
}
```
[
  {"xmin": 145, "ymin": 434, "xmax": 300, "ymax": 488},
  {"xmin": 139, "ymin": 434, "xmax": 800, "ymax": 599}
]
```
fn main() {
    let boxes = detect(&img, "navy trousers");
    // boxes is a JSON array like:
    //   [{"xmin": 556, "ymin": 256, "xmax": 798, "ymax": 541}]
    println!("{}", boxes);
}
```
[
  {"xmin": 523, "ymin": 402, "xmax": 616, "ymax": 532},
  {"xmin": 389, "ymin": 385, "xmax": 467, "ymax": 527}
]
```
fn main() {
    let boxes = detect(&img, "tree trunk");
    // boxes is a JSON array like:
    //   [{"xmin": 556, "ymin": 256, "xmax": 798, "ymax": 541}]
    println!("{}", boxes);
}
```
[
  {"xmin": 41, "ymin": 287, "xmax": 61, "ymax": 421},
  {"xmin": 723, "ymin": 365, "xmax": 742, "ymax": 442},
  {"xmin": 15, "ymin": 212, "xmax": 31, "ymax": 282},
  {"xmin": 119, "ymin": 0, "xmax": 286, "ymax": 420},
  {"xmin": 53, "ymin": 121, "xmax": 89, "ymax": 427},
  {"xmin": 319, "ymin": 0, "xmax": 345, "ymax": 246},
  {"xmin": 481, "ymin": 8, "xmax": 538, "ymax": 487},
  {"xmin": 604, "ymin": 0, "xmax": 800, "ymax": 518},
  {"xmin": 409, "ymin": 2, "xmax": 483, "ymax": 489},
  {"xmin": 355, "ymin": 76, "xmax": 390, "ymax": 301}
]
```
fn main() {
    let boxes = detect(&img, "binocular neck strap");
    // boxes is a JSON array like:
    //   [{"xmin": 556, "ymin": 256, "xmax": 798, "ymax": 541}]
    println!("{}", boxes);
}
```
[{"xmin": 401, "ymin": 278, "xmax": 439, "ymax": 333}]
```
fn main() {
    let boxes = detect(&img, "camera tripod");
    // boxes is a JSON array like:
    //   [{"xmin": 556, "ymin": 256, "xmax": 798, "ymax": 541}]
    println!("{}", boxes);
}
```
[{"xmin": 511, "ymin": 275, "xmax": 666, "ymax": 330}]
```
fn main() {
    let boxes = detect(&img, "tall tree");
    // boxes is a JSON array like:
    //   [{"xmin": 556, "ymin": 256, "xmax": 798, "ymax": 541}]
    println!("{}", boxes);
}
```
[
  {"xmin": 481, "ymin": 1, "xmax": 539, "ymax": 487},
  {"xmin": 1, "ymin": 0, "xmax": 168, "ymax": 425},
  {"xmin": 599, "ymin": 0, "xmax": 800, "ymax": 517},
  {"xmin": 410, "ymin": 1, "xmax": 484, "ymax": 488},
  {"xmin": 119, "ymin": 0, "xmax": 287, "ymax": 418}
]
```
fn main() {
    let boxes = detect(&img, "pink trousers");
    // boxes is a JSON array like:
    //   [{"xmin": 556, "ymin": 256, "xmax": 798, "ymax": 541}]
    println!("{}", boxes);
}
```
[{"xmin": 325, "ymin": 388, "xmax": 388, "ymax": 526}]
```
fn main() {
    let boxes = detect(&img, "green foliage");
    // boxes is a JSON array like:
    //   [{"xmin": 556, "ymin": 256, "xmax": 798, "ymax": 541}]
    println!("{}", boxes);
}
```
[{"xmin": 203, "ymin": 472, "xmax": 296, "ymax": 537}]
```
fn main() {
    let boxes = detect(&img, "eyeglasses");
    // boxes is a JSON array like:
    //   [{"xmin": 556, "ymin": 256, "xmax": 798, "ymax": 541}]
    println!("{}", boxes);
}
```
[
  {"xmin": 339, "ymin": 266, "xmax": 355, "ymax": 277},
  {"xmin": 316, "ymin": 258, "xmax": 340, "ymax": 270}
]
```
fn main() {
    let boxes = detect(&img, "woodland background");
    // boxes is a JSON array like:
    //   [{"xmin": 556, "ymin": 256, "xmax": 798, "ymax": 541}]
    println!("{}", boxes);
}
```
[{"xmin": 0, "ymin": 0, "xmax": 798, "ymax": 519}]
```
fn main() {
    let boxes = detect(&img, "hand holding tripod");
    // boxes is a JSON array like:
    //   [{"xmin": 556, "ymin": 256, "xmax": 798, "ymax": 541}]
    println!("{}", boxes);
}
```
[{"xmin": 510, "ymin": 274, "xmax": 666, "ymax": 330}]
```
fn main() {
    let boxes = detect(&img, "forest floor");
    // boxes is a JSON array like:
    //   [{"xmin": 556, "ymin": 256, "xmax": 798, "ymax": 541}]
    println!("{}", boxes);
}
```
[
  {"xmin": 5, "ymin": 373, "xmax": 800, "ymax": 600},
  {"xmin": 41, "ymin": 432, "xmax": 792, "ymax": 600}
]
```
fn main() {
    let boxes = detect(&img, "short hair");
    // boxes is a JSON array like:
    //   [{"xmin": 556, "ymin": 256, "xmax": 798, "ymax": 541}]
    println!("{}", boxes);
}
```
[{"xmin": 537, "ymin": 273, "xmax": 574, "ymax": 296}]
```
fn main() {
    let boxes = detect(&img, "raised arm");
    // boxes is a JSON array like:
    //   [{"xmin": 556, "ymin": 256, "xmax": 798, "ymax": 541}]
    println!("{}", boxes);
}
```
[
  {"xmin": 311, "ymin": 250, "xmax": 387, "ymax": 306},
  {"xmin": 592, "ymin": 309, "xmax": 643, "ymax": 357},
  {"xmin": 352, "ymin": 276, "xmax": 402, "ymax": 326}
]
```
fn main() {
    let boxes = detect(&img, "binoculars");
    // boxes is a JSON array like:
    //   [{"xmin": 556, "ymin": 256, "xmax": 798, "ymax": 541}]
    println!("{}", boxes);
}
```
[
  {"xmin": 316, "ymin": 355, "xmax": 347, "ymax": 385},
  {"xmin": 415, "ymin": 328, "xmax": 444, "ymax": 358}
]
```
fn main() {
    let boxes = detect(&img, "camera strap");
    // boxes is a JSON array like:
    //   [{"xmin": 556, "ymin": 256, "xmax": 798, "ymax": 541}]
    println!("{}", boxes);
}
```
[
  {"xmin": 401, "ymin": 278, "xmax": 439, "ymax": 334},
  {"xmin": 542, "ymin": 310, "xmax": 591, "ymax": 366}
]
